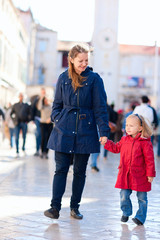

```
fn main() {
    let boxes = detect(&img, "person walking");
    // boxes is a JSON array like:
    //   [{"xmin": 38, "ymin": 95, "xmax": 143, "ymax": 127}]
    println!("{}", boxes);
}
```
[
  {"xmin": 37, "ymin": 96, "xmax": 52, "ymax": 159},
  {"xmin": 90, "ymin": 152, "xmax": 100, "ymax": 172},
  {"xmin": 122, "ymin": 104, "xmax": 136, "ymax": 133},
  {"xmin": 0, "ymin": 106, "xmax": 5, "ymax": 142},
  {"xmin": 0, "ymin": 107, "xmax": 5, "ymax": 121},
  {"xmin": 10, "ymin": 93, "xmax": 31, "ymax": 157},
  {"xmin": 31, "ymin": 88, "xmax": 46, "ymax": 156},
  {"xmin": 44, "ymin": 43, "xmax": 110, "ymax": 220},
  {"xmin": 5, "ymin": 102, "xmax": 15, "ymax": 148},
  {"xmin": 103, "ymin": 103, "xmax": 118, "ymax": 160},
  {"xmin": 156, "ymin": 109, "xmax": 160, "ymax": 157},
  {"xmin": 148, "ymin": 99, "xmax": 159, "ymax": 144},
  {"xmin": 103, "ymin": 114, "xmax": 156, "ymax": 225},
  {"xmin": 133, "ymin": 95, "xmax": 153, "ymax": 125}
]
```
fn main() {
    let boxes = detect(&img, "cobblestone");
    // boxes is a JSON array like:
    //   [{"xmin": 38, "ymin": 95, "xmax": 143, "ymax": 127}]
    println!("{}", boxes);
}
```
[{"xmin": 0, "ymin": 133, "xmax": 160, "ymax": 239}]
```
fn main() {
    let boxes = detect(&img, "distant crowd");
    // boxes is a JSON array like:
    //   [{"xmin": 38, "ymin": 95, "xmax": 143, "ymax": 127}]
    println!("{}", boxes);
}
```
[
  {"xmin": 91, "ymin": 95, "xmax": 160, "ymax": 172},
  {"xmin": 0, "ymin": 87, "xmax": 53, "ymax": 159},
  {"xmin": 0, "ymin": 93, "xmax": 160, "ymax": 162}
]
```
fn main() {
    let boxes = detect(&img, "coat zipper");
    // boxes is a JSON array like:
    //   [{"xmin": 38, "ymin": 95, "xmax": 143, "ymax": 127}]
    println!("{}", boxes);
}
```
[
  {"xmin": 127, "ymin": 139, "xmax": 135, "ymax": 188},
  {"xmin": 75, "ymin": 89, "xmax": 79, "ymax": 134}
]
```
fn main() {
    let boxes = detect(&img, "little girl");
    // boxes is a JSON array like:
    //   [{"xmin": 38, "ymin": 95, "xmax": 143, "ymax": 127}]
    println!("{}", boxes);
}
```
[{"xmin": 104, "ymin": 114, "xmax": 156, "ymax": 225}]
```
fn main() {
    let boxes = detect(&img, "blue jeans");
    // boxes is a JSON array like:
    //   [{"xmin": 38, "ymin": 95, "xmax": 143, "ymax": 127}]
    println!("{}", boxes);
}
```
[
  {"xmin": 14, "ymin": 122, "xmax": 27, "ymax": 153},
  {"xmin": 34, "ymin": 119, "xmax": 41, "ymax": 152},
  {"xmin": 104, "ymin": 149, "xmax": 108, "ymax": 158},
  {"xmin": 104, "ymin": 132, "xmax": 115, "ymax": 158},
  {"xmin": 151, "ymin": 135, "xmax": 154, "ymax": 145},
  {"xmin": 51, "ymin": 151, "xmax": 90, "ymax": 211},
  {"xmin": 9, "ymin": 128, "xmax": 15, "ymax": 148},
  {"xmin": 120, "ymin": 189, "xmax": 148, "ymax": 224},
  {"xmin": 91, "ymin": 153, "xmax": 99, "ymax": 167}
]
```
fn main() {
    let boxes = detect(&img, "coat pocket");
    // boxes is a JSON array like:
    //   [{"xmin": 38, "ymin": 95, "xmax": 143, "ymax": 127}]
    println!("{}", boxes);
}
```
[
  {"xmin": 131, "ymin": 167, "xmax": 146, "ymax": 177},
  {"xmin": 131, "ymin": 167, "xmax": 147, "ymax": 185},
  {"xmin": 54, "ymin": 109, "xmax": 65, "ymax": 125}
]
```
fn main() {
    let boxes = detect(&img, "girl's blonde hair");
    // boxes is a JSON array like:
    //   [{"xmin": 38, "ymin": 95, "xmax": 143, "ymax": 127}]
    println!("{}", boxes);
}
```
[
  {"xmin": 126, "ymin": 114, "xmax": 153, "ymax": 138},
  {"xmin": 68, "ymin": 43, "xmax": 90, "ymax": 91}
]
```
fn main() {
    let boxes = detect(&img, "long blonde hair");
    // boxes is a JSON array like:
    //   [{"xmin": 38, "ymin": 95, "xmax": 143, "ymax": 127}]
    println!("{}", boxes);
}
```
[
  {"xmin": 68, "ymin": 44, "xmax": 90, "ymax": 91},
  {"xmin": 127, "ymin": 114, "xmax": 153, "ymax": 138}
]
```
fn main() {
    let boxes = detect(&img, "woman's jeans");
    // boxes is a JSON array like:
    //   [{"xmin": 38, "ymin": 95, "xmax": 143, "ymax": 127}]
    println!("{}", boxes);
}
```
[
  {"xmin": 51, "ymin": 151, "xmax": 90, "ymax": 211},
  {"xmin": 120, "ymin": 189, "xmax": 148, "ymax": 224}
]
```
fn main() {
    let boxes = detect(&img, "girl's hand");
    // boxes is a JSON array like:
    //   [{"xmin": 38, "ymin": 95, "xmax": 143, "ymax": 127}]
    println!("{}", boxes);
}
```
[
  {"xmin": 99, "ymin": 136, "xmax": 108, "ymax": 145},
  {"xmin": 147, "ymin": 176, "xmax": 154, "ymax": 183}
]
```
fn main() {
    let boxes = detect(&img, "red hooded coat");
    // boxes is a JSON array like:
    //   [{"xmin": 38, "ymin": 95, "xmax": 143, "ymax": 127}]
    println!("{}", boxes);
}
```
[{"xmin": 104, "ymin": 133, "xmax": 156, "ymax": 192}]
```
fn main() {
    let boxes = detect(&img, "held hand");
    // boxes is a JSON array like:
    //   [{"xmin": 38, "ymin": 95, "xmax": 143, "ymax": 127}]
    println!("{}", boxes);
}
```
[
  {"xmin": 147, "ymin": 176, "xmax": 154, "ymax": 183},
  {"xmin": 99, "ymin": 136, "xmax": 108, "ymax": 146}
]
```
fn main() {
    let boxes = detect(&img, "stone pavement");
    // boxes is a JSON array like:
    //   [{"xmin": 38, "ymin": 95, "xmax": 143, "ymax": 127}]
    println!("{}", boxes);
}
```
[{"xmin": 0, "ymin": 133, "xmax": 160, "ymax": 240}]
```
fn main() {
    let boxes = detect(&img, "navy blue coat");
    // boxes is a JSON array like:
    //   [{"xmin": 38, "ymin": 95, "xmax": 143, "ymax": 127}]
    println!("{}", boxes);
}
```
[{"xmin": 47, "ymin": 67, "xmax": 110, "ymax": 154}]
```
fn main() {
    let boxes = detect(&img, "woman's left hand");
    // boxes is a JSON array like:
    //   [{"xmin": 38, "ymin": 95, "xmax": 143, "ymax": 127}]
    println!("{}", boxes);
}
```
[{"xmin": 99, "ymin": 136, "xmax": 108, "ymax": 145}]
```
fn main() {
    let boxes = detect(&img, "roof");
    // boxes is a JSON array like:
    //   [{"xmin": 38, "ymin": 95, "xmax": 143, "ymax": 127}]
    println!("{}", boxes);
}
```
[{"xmin": 119, "ymin": 44, "xmax": 160, "ymax": 55}]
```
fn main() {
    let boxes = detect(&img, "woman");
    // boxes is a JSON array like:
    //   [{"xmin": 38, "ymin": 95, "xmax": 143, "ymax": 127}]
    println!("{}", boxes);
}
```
[
  {"xmin": 44, "ymin": 44, "xmax": 110, "ymax": 220},
  {"xmin": 37, "ymin": 96, "xmax": 53, "ymax": 159}
]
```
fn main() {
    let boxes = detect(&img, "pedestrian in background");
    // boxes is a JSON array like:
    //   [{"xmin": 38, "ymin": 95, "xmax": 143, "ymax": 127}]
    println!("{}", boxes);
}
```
[
  {"xmin": 44, "ymin": 43, "xmax": 110, "ymax": 220},
  {"xmin": 10, "ymin": 93, "xmax": 31, "ymax": 157},
  {"xmin": 0, "ymin": 106, "xmax": 5, "ymax": 142},
  {"xmin": 103, "ymin": 103, "xmax": 118, "ymax": 160},
  {"xmin": 156, "ymin": 109, "xmax": 160, "ymax": 157},
  {"xmin": 148, "ymin": 99, "xmax": 159, "ymax": 144},
  {"xmin": 5, "ymin": 102, "xmax": 15, "ymax": 148},
  {"xmin": 90, "ymin": 152, "xmax": 100, "ymax": 172},
  {"xmin": 114, "ymin": 109, "xmax": 123, "ymax": 142},
  {"xmin": 31, "ymin": 88, "xmax": 46, "ymax": 156},
  {"xmin": 133, "ymin": 95, "xmax": 153, "ymax": 126},
  {"xmin": 103, "ymin": 114, "xmax": 156, "ymax": 226},
  {"xmin": 37, "ymin": 95, "xmax": 52, "ymax": 159},
  {"xmin": 0, "ymin": 107, "xmax": 5, "ymax": 121},
  {"xmin": 122, "ymin": 104, "xmax": 136, "ymax": 133}
]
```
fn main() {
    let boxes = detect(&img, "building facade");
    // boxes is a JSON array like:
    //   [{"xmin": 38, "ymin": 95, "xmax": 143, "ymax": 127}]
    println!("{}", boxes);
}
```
[
  {"xmin": 92, "ymin": 0, "xmax": 160, "ymax": 110},
  {"xmin": 118, "ymin": 44, "xmax": 160, "ymax": 109},
  {"xmin": 0, "ymin": 0, "xmax": 159, "ymax": 111},
  {"xmin": 92, "ymin": 0, "xmax": 119, "ymax": 106},
  {"xmin": 57, "ymin": 40, "xmax": 160, "ymax": 110},
  {"xmin": 0, "ymin": 0, "xmax": 29, "ymax": 106},
  {"xmin": 26, "ymin": 24, "xmax": 58, "ymax": 100}
]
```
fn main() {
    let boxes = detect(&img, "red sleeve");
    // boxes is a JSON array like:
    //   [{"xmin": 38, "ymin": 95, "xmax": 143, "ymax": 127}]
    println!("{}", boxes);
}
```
[
  {"xmin": 104, "ymin": 137, "xmax": 124, "ymax": 153},
  {"xmin": 142, "ymin": 141, "xmax": 156, "ymax": 177}
]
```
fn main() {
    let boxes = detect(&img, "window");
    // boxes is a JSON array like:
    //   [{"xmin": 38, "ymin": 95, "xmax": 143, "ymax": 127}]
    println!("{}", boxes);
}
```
[
  {"xmin": 38, "ymin": 65, "xmax": 45, "ymax": 84},
  {"xmin": 39, "ymin": 40, "xmax": 47, "ymax": 52},
  {"xmin": 62, "ymin": 51, "xmax": 68, "ymax": 68}
]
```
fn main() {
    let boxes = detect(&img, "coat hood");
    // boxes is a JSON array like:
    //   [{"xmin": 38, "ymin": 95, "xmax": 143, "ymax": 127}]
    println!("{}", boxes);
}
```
[
  {"xmin": 81, "ymin": 66, "xmax": 93, "ymax": 77},
  {"xmin": 126, "ymin": 133, "xmax": 151, "ymax": 142}
]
